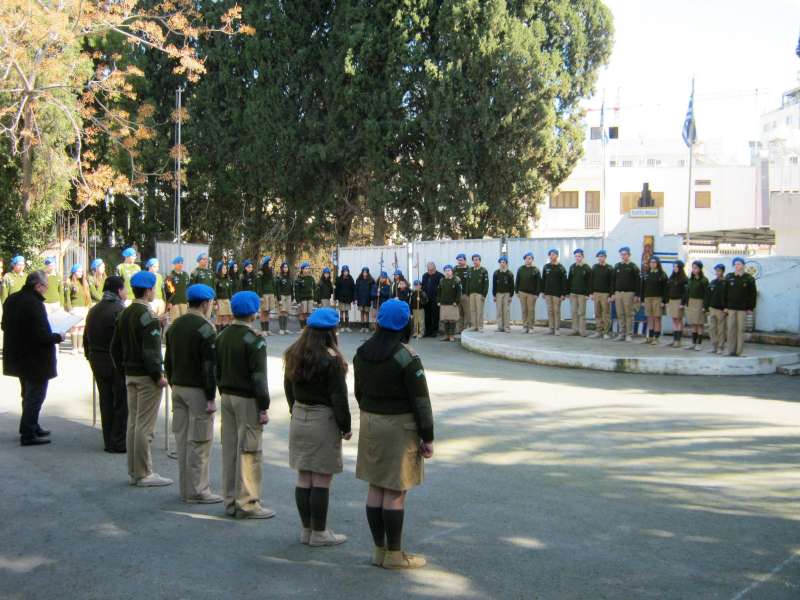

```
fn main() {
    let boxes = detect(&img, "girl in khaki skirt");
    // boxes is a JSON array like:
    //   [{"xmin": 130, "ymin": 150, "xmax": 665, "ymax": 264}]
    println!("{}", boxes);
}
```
[
  {"xmin": 685, "ymin": 260, "xmax": 709, "ymax": 351},
  {"xmin": 666, "ymin": 261, "xmax": 688, "ymax": 347},
  {"xmin": 640, "ymin": 257, "xmax": 667, "ymax": 345},
  {"xmin": 353, "ymin": 299, "xmax": 434, "ymax": 570},
  {"xmin": 284, "ymin": 307, "xmax": 352, "ymax": 547}
]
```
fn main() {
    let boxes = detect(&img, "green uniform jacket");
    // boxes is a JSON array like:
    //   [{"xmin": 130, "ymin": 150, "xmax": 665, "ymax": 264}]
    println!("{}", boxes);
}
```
[
  {"xmin": 410, "ymin": 289, "xmax": 428, "ymax": 311},
  {"xmin": 294, "ymin": 275, "xmax": 316, "ymax": 301},
  {"xmin": 239, "ymin": 272, "xmax": 258, "ymax": 293},
  {"xmin": 88, "ymin": 274, "xmax": 105, "ymax": 303},
  {"xmin": 44, "ymin": 274, "xmax": 63, "ymax": 305},
  {"xmin": 64, "ymin": 281, "xmax": 90, "ymax": 310},
  {"xmin": 515, "ymin": 265, "xmax": 540, "ymax": 295},
  {"xmin": 641, "ymin": 271, "xmax": 668, "ymax": 303},
  {"xmin": 110, "ymin": 300, "xmax": 163, "ymax": 381},
  {"xmin": 613, "ymin": 262, "xmax": 641, "ymax": 295},
  {"xmin": 724, "ymin": 273, "xmax": 757, "ymax": 311},
  {"xmin": 567, "ymin": 263, "xmax": 591, "ymax": 295},
  {"xmin": 166, "ymin": 270, "xmax": 189, "ymax": 305},
  {"xmin": 705, "ymin": 277, "xmax": 727, "ymax": 310},
  {"xmin": 541, "ymin": 263, "xmax": 567, "ymax": 296},
  {"xmin": 353, "ymin": 343, "xmax": 434, "ymax": 443},
  {"xmin": 215, "ymin": 322, "xmax": 269, "ymax": 410},
  {"xmin": 453, "ymin": 266, "xmax": 470, "ymax": 295},
  {"xmin": 276, "ymin": 274, "xmax": 293, "ymax": 298},
  {"xmin": 258, "ymin": 271, "xmax": 277, "ymax": 296},
  {"xmin": 284, "ymin": 356, "xmax": 350, "ymax": 433},
  {"xmin": 685, "ymin": 276, "xmax": 709, "ymax": 303},
  {"xmin": 152, "ymin": 273, "xmax": 165, "ymax": 301},
  {"xmin": 667, "ymin": 274, "xmax": 688, "ymax": 303},
  {"xmin": 2, "ymin": 271, "xmax": 27, "ymax": 302},
  {"xmin": 316, "ymin": 277, "xmax": 334, "ymax": 303},
  {"xmin": 437, "ymin": 277, "xmax": 462, "ymax": 304},
  {"xmin": 116, "ymin": 263, "xmax": 141, "ymax": 297},
  {"xmin": 492, "ymin": 269, "xmax": 515, "ymax": 296},
  {"xmin": 215, "ymin": 276, "xmax": 233, "ymax": 300},
  {"xmin": 590, "ymin": 264, "xmax": 615, "ymax": 294},
  {"xmin": 165, "ymin": 311, "xmax": 217, "ymax": 401},
  {"xmin": 465, "ymin": 266, "xmax": 489, "ymax": 296},
  {"xmin": 190, "ymin": 267, "xmax": 215, "ymax": 288}
]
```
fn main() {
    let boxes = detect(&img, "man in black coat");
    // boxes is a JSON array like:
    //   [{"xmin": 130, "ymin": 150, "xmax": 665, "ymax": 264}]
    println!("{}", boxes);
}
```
[
  {"xmin": 421, "ymin": 262, "xmax": 444, "ymax": 338},
  {"xmin": 2, "ymin": 271, "xmax": 63, "ymax": 446},
  {"xmin": 84, "ymin": 276, "xmax": 128, "ymax": 453}
]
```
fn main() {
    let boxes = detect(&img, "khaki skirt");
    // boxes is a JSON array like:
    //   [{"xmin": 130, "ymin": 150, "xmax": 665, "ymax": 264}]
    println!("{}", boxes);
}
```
[
  {"xmin": 644, "ymin": 297, "xmax": 663, "ymax": 317},
  {"xmin": 439, "ymin": 304, "xmax": 459, "ymax": 322},
  {"xmin": 70, "ymin": 305, "xmax": 89, "ymax": 327},
  {"xmin": 279, "ymin": 295, "xmax": 293, "ymax": 313},
  {"xmin": 667, "ymin": 298, "xmax": 684, "ymax": 319},
  {"xmin": 356, "ymin": 411, "xmax": 424, "ymax": 491},
  {"xmin": 298, "ymin": 300, "xmax": 314, "ymax": 314},
  {"xmin": 289, "ymin": 403, "xmax": 343, "ymax": 474},
  {"xmin": 260, "ymin": 294, "xmax": 277, "ymax": 313},
  {"xmin": 686, "ymin": 298, "xmax": 705, "ymax": 325},
  {"xmin": 337, "ymin": 301, "xmax": 352, "ymax": 312},
  {"xmin": 216, "ymin": 298, "xmax": 232, "ymax": 317}
]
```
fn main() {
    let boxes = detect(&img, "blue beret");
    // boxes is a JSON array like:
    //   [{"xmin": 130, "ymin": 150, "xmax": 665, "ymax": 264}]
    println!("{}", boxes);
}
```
[
  {"xmin": 121, "ymin": 247, "xmax": 136, "ymax": 258},
  {"xmin": 243, "ymin": 259, "xmax": 253, "ymax": 267},
  {"xmin": 261, "ymin": 256, "xmax": 271, "ymax": 266},
  {"xmin": 361, "ymin": 266, "xmax": 369, "ymax": 273},
  {"xmin": 187, "ymin": 284, "xmax": 215, "ymax": 302},
  {"xmin": 714, "ymin": 263, "xmax": 726, "ymax": 271},
  {"xmin": 228, "ymin": 260, "xmax": 237, "ymax": 269},
  {"xmin": 172, "ymin": 256, "xmax": 184, "ymax": 265},
  {"xmin": 196, "ymin": 252, "xmax": 208, "ymax": 262},
  {"xmin": 130, "ymin": 271, "xmax": 157, "ymax": 289},
  {"xmin": 281, "ymin": 261, "xmax": 289, "ymax": 268},
  {"xmin": 692, "ymin": 260, "xmax": 703, "ymax": 268},
  {"xmin": 300, "ymin": 262, "xmax": 310, "ymax": 269},
  {"xmin": 573, "ymin": 248, "xmax": 584, "ymax": 255},
  {"xmin": 44, "ymin": 257, "xmax": 55, "ymax": 266},
  {"xmin": 456, "ymin": 253, "xmax": 467, "ymax": 261},
  {"xmin": 498, "ymin": 256, "xmax": 508, "ymax": 263},
  {"xmin": 619, "ymin": 246, "xmax": 631, "ymax": 254},
  {"xmin": 307, "ymin": 307, "xmax": 339, "ymax": 330},
  {"xmin": 71, "ymin": 263, "xmax": 82, "ymax": 274},
  {"xmin": 380, "ymin": 271, "xmax": 388, "ymax": 278},
  {"xmin": 471, "ymin": 253, "xmax": 481, "ymax": 260},
  {"xmin": 10, "ymin": 255, "xmax": 24, "ymax": 266},
  {"xmin": 443, "ymin": 264, "xmax": 453, "ymax": 272},
  {"xmin": 523, "ymin": 252, "xmax": 533, "ymax": 260},
  {"xmin": 215, "ymin": 261, "xmax": 224, "ymax": 273},
  {"xmin": 146, "ymin": 258, "xmax": 158, "ymax": 269},
  {"xmin": 91, "ymin": 258, "xmax": 104, "ymax": 270},
  {"xmin": 322, "ymin": 267, "xmax": 331, "ymax": 274},
  {"xmin": 377, "ymin": 299, "xmax": 411, "ymax": 331},
  {"xmin": 341, "ymin": 265, "xmax": 350, "ymax": 272},
  {"xmin": 732, "ymin": 256, "xmax": 745, "ymax": 266},
  {"xmin": 548, "ymin": 248, "xmax": 559, "ymax": 256},
  {"xmin": 394, "ymin": 269, "xmax": 403, "ymax": 276},
  {"xmin": 231, "ymin": 291, "xmax": 260, "ymax": 317},
  {"xmin": 674, "ymin": 260, "xmax": 685, "ymax": 268},
  {"xmin": 596, "ymin": 250, "xmax": 607, "ymax": 257},
  {"xmin": 413, "ymin": 279, "xmax": 421, "ymax": 285}
]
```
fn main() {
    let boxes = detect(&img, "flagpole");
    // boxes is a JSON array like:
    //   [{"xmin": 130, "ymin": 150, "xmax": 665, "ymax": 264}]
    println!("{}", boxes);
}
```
[
  {"xmin": 686, "ymin": 142, "xmax": 693, "ymax": 250},
  {"xmin": 601, "ymin": 90, "xmax": 607, "ymax": 242},
  {"xmin": 683, "ymin": 77, "xmax": 696, "ymax": 252}
]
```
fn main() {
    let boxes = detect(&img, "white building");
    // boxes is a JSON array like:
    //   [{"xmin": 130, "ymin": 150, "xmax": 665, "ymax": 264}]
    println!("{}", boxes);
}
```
[{"xmin": 761, "ymin": 83, "xmax": 800, "ymax": 193}]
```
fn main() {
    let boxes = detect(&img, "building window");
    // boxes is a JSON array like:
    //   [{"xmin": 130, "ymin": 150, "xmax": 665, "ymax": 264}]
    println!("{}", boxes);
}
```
[
  {"xmin": 608, "ymin": 126, "xmax": 619, "ymax": 139},
  {"xmin": 694, "ymin": 179, "xmax": 711, "ymax": 186},
  {"xmin": 646, "ymin": 158, "xmax": 661, "ymax": 167},
  {"xmin": 550, "ymin": 191, "xmax": 579, "ymax": 209},
  {"xmin": 590, "ymin": 127, "xmax": 602, "ymax": 140},
  {"xmin": 620, "ymin": 192, "xmax": 664, "ymax": 214},
  {"xmin": 585, "ymin": 191, "xmax": 601, "ymax": 213},
  {"xmin": 678, "ymin": 159, "xmax": 686, "ymax": 167},
  {"xmin": 787, "ymin": 116, "xmax": 794, "ymax": 125},
  {"xmin": 609, "ymin": 160, "xmax": 617, "ymax": 167},
  {"xmin": 694, "ymin": 191, "xmax": 711, "ymax": 208},
  {"xmin": 790, "ymin": 156, "xmax": 799, "ymax": 165},
  {"xmin": 622, "ymin": 160, "xmax": 633, "ymax": 167}
]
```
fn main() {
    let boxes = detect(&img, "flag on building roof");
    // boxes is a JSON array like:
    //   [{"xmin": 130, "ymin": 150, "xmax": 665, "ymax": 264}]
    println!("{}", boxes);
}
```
[{"xmin": 682, "ymin": 79, "xmax": 697, "ymax": 148}]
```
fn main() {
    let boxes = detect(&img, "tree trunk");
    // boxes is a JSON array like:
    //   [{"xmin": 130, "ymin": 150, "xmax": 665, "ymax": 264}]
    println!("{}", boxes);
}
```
[
  {"xmin": 372, "ymin": 204, "xmax": 387, "ymax": 246},
  {"xmin": 21, "ymin": 105, "xmax": 34, "ymax": 216}
]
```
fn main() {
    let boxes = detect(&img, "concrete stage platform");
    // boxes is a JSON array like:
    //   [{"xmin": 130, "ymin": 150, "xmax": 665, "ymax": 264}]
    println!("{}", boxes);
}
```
[{"xmin": 460, "ymin": 328, "xmax": 800, "ymax": 375}]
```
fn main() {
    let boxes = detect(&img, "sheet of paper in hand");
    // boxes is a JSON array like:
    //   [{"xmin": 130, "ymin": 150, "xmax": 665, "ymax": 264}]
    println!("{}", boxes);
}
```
[{"xmin": 48, "ymin": 310, "xmax": 84, "ymax": 336}]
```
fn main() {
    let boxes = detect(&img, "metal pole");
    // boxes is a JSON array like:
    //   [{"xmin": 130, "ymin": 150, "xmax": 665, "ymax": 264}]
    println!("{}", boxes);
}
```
[
  {"xmin": 175, "ymin": 86, "xmax": 182, "ymax": 254},
  {"xmin": 601, "ymin": 91, "xmax": 607, "ymax": 242},
  {"xmin": 686, "ymin": 142, "xmax": 694, "ymax": 251}
]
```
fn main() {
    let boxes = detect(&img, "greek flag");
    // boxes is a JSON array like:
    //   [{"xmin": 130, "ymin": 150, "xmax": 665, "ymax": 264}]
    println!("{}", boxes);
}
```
[
  {"xmin": 682, "ymin": 80, "xmax": 697, "ymax": 148},
  {"xmin": 600, "ymin": 98, "xmax": 608, "ymax": 144}
]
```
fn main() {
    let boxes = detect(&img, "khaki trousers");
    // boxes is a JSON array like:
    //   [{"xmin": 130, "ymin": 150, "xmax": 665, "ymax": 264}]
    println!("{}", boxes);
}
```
[
  {"xmin": 320, "ymin": 299, "xmax": 331, "ymax": 307},
  {"xmin": 518, "ymin": 291, "xmax": 536, "ymax": 330},
  {"xmin": 495, "ymin": 293, "xmax": 511, "ymax": 331},
  {"xmin": 726, "ymin": 310, "xmax": 747, "ymax": 356},
  {"xmin": 221, "ymin": 393, "xmax": 263, "ymax": 515},
  {"xmin": 457, "ymin": 295, "xmax": 471, "ymax": 333},
  {"xmin": 126, "ymin": 375, "xmax": 163, "ymax": 480},
  {"xmin": 545, "ymin": 295, "xmax": 562, "ymax": 332},
  {"xmin": 469, "ymin": 293, "xmax": 486, "ymax": 332},
  {"xmin": 708, "ymin": 307, "xmax": 727, "ymax": 350},
  {"xmin": 570, "ymin": 294, "xmax": 587, "ymax": 335},
  {"xmin": 413, "ymin": 309, "xmax": 425, "ymax": 337},
  {"xmin": 594, "ymin": 293, "xmax": 611, "ymax": 335},
  {"xmin": 172, "ymin": 385, "xmax": 215, "ymax": 501},
  {"xmin": 616, "ymin": 292, "xmax": 636, "ymax": 337},
  {"xmin": 169, "ymin": 303, "xmax": 188, "ymax": 322}
]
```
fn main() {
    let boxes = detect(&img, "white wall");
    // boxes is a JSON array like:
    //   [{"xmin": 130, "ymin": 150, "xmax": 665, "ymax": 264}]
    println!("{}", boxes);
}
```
[{"xmin": 769, "ymin": 193, "xmax": 800, "ymax": 255}]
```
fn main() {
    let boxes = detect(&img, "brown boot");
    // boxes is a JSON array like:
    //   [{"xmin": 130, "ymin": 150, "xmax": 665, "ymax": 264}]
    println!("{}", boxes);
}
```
[{"xmin": 382, "ymin": 550, "xmax": 427, "ymax": 570}]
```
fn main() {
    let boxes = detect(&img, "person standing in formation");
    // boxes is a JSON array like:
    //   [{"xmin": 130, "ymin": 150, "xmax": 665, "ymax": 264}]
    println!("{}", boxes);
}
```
[
  {"xmin": 541, "ymin": 249, "xmax": 567, "ymax": 336},
  {"xmin": 334, "ymin": 265, "xmax": 355, "ymax": 332},
  {"xmin": 116, "ymin": 248, "xmax": 140, "ymax": 303},
  {"xmin": 465, "ymin": 255, "xmax": 489, "ymax": 333},
  {"xmin": 641, "ymin": 256, "xmax": 667, "ymax": 346},
  {"xmin": 410, "ymin": 280, "xmax": 427, "ymax": 339},
  {"xmin": 354, "ymin": 299, "xmax": 434, "ymax": 570},
  {"xmin": 355, "ymin": 267, "xmax": 375, "ymax": 333},
  {"xmin": 725, "ymin": 257, "xmax": 757, "ymax": 357},
  {"xmin": 216, "ymin": 291, "xmax": 274, "ymax": 519},
  {"xmin": 145, "ymin": 259, "xmax": 166, "ymax": 320},
  {"xmin": 42, "ymin": 258, "xmax": 63, "ymax": 314},
  {"xmin": 214, "ymin": 261, "xmax": 234, "ymax": 332},
  {"xmin": 492, "ymin": 257, "xmax": 515, "ymax": 334},
  {"xmin": 421, "ymin": 262, "xmax": 443, "ymax": 338},
  {"xmin": 395, "ymin": 278, "xmax": 410, "ymax": 304},
  {"xmin": 284, "ymin": 307, "xmax": 352, "ymax": 546},
  {"xmin": 165, "ymin": 283, "xmax": 223, "ymax": 505},
  {"xmin": 375, "ymin": 272, "xmax": 393, "ymax": 313},
  {"xmin": 190, "ymin": 252, "xmax": 215, "ymax": 288},
  {"xmin": 276, "ymin": 261, "xmax": 294, "ymax": 335},
  {"xmin": 294, "ymin": 262, "xmax": 316, "ymax": 330},
  {"xmin": 685, "ymin": 260, "xmax": 709, "ymax": 351},
  {"xmin": 391, "ymin": 270, "xmax": 406, "ymax": 298},
  {"xmin": 166, "ymin": 256, "xmax": 190, "ymax": 322},
  {"xmin": 2, "ymin": 256, "xmax": 27, "ymax": 303},
  {"xmin": 705, "ymin": 263, "xmax": 727, "ymax": 355},
  {"xmin": 110, "ymin": 270, "xmax": 171, "ymax": 487},
  {"xmin": 239, "ymin": 259, "xmax": 257, "ymax": 292},
  {"xmin": 228, "ymin": 260, "xmax": 240, "ymax": 292},
  {"xmin": 88, "ymin": 258, "xmax": 107, "ymax": 304},
  {"xmin": 316, "ymin": 267, "xmax": 334, "ymax": 308},
  {"xmin": 84, "ymin": 276, "xmax": 128, "ymax": 453},
  {"xmin": 437, "ymin": 265, "xmax": 462, "ymax": 342},
  {"xmin": 257, "ymin": 257, "xmax": 277, "ymax": 335},
  {"xmin": 453, "ymin": 253, "xmax": 471, "ymax": 334},
  {"xmin": 567, "ymin": 249, "xmax": 591, "ymax": 337},
  {"xmin": 666, "ymin": 261, "xmax": 688, "ymax": 348},
  {"xmin": 515, "ymin": 252, "xmax": 540, "ymax": 334},
  {"xmin": 64, "ymin": 264, "xmax": 91, "ymax": 354},
  {"xmin": 612, "ymin": 246, "xmax": 640, "ymax": 342},
  {"xmin": 589, "ymin": 250, "xmax": 614, "ymax": 339}
]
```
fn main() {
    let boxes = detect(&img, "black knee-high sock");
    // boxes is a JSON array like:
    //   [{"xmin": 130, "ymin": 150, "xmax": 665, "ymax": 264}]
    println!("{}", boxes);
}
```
[
  {"xmin": 691, "ymin": 332, "xmax": 697, "ymax": 344},
  {"xmin": 366, "ymin": 506, "xmax": 385, "ymax": 547},
  {"xmin": 309, "ymin": 487, "xmax": 329, "ymax": 532},
  {"xmin": 648, "ymin": 329, "xmax": 654, "ymax": 339},
  {"xmin": 673, "ymin": 331, "xmax": 678, "ymax": 342},
  {"xmin": 677, "ymin": 330, "xmax": 682, "ymax": 341},
  {"xmin": 383, "ymin": 509, "xmax": 404, "ymax": 552},
  {"xmin": 655, "ymin": 330, "xmax": 661, "ymax": 339},
  {"xmin": 295, "ymin": 487, "xmax": 311, "ymax": 528},
  {"xmin": 261, "ymin": 320, "xmax": 268, "ymax": 332}
]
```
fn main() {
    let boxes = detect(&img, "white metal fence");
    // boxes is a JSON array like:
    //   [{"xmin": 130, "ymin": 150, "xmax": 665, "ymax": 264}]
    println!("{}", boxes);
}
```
[{"xmin": 155, "ymin": 242, "xmax": 210, "ymax": 275}]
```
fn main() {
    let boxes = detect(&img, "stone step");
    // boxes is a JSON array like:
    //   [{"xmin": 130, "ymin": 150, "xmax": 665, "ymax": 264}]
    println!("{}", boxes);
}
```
[{"xmin": 777, "ymin": 363, "xmax": 800, "ymax": 376}]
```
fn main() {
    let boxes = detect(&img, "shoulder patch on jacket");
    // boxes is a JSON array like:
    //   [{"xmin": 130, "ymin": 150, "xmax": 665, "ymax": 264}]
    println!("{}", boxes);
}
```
[
  {"xmin": 243, "ymin": 331, "xmax": 257, "ymax": 345},
  {"xmin": 393, "ymin": 345, "xmax": 416, "ymax": 369},
  {"xmin": 139, "ymin": 310, "xmax": 154, "ymax": 327},
  {"xmin": 198, "ymin": 322, "xmax": 216, "ymax": 339}
]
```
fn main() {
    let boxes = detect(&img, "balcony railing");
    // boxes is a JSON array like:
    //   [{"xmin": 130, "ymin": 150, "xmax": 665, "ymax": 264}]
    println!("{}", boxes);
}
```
[{"xmin": 585, "ymin": 213, "xmax": 600, "ymax": 230}]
